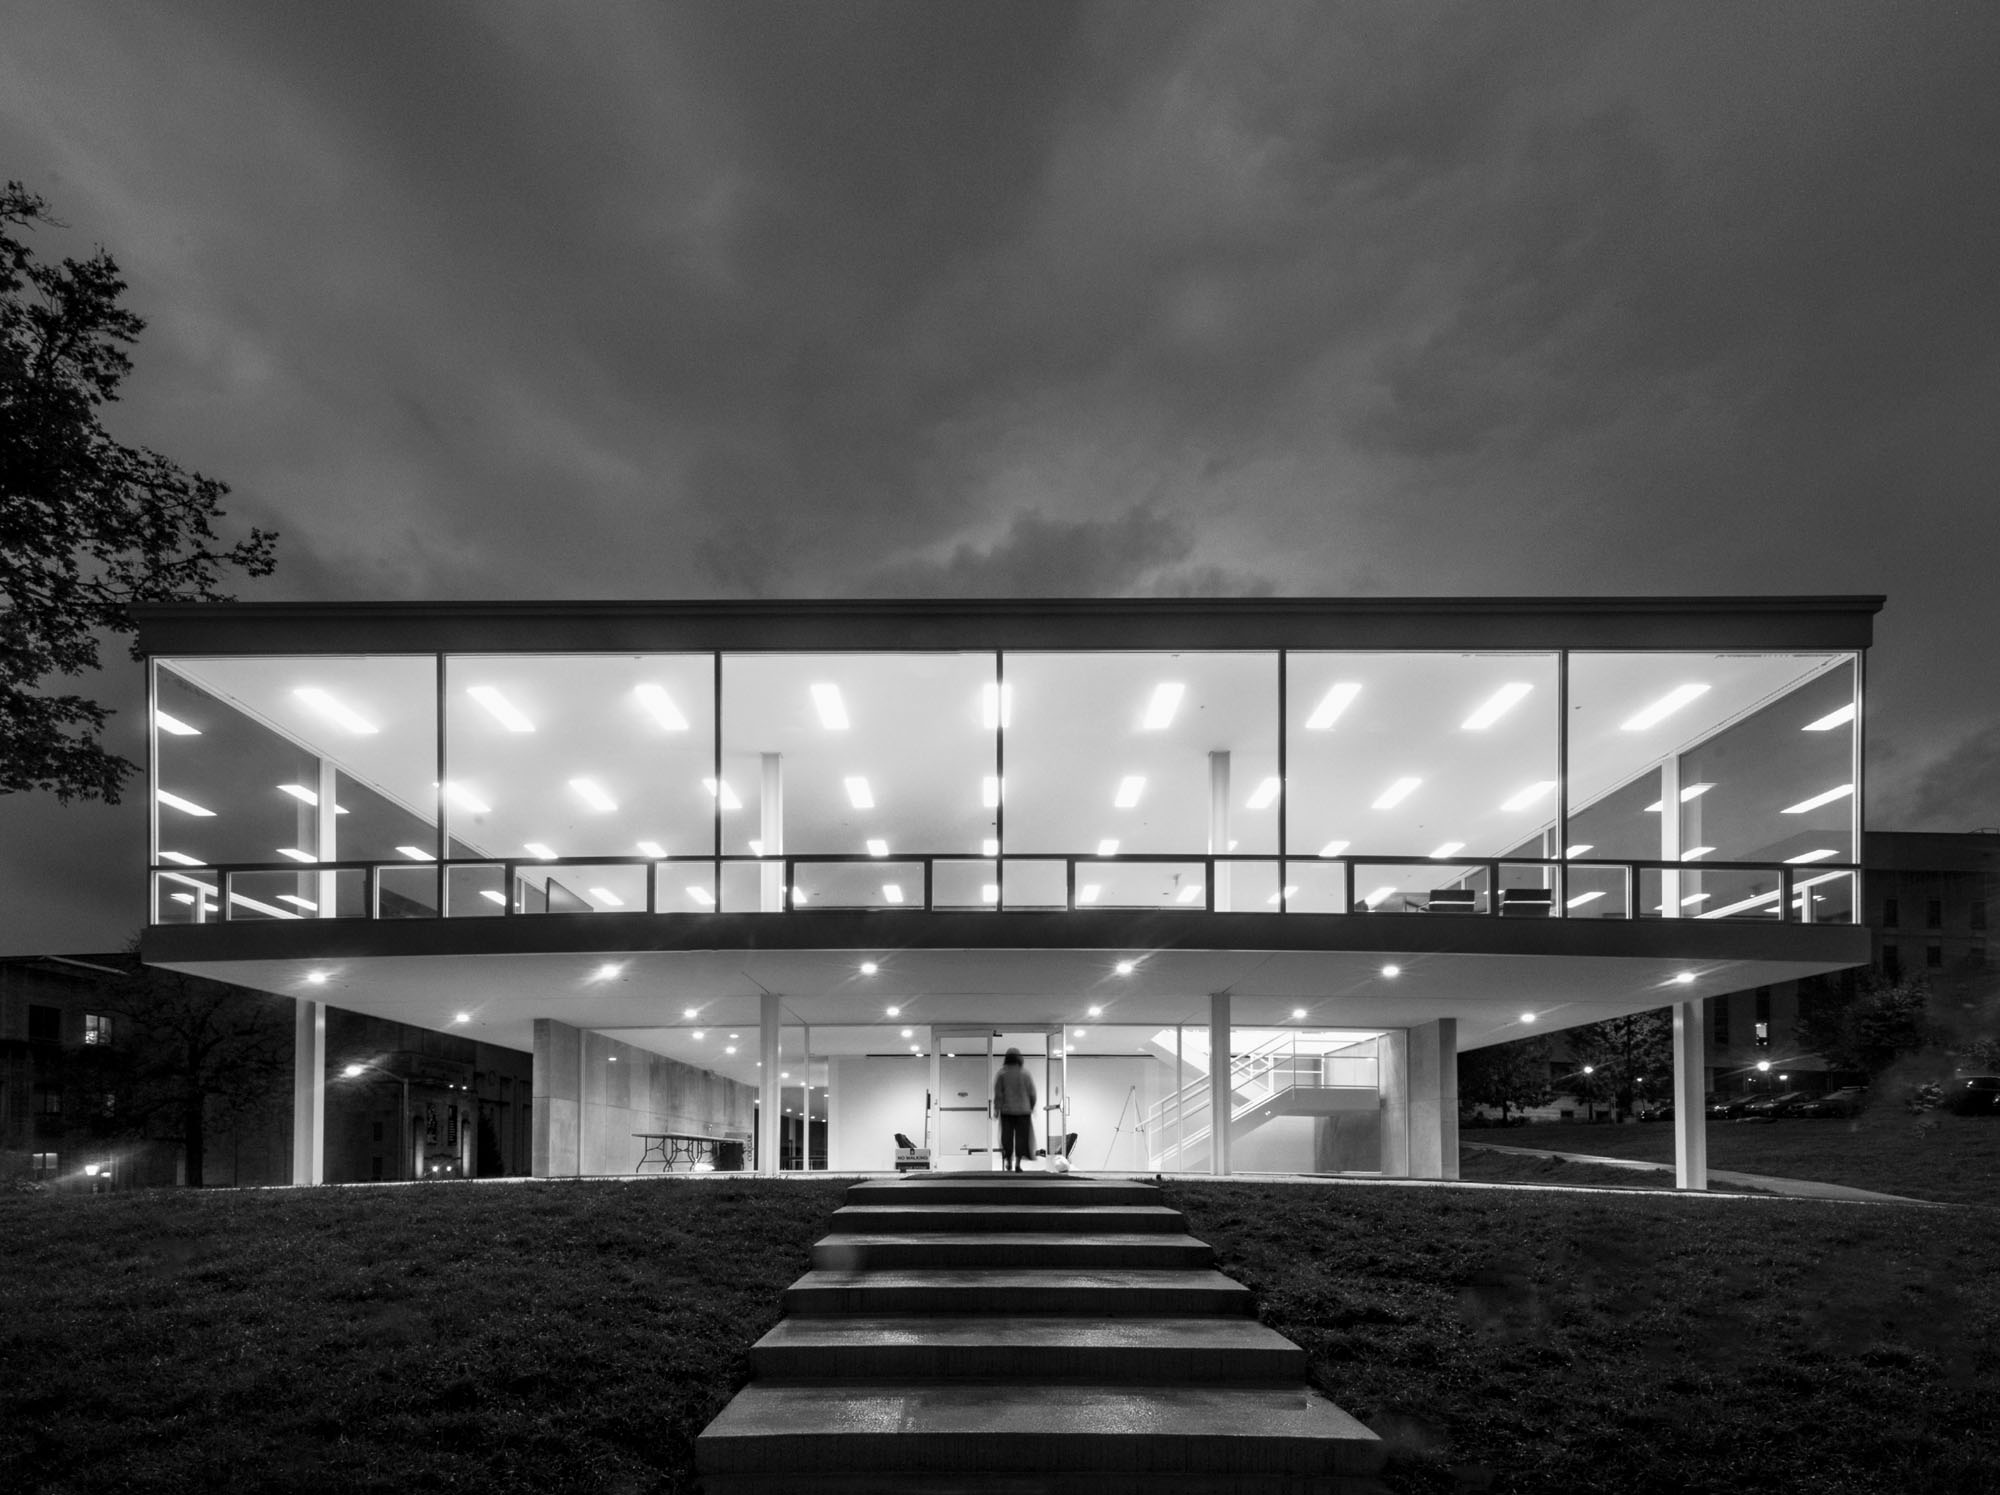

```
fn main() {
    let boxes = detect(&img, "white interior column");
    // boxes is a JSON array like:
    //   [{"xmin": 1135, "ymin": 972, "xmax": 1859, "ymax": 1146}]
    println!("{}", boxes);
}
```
[
  {"xmin": 291, "ymin": 998, "xmax": 325, "ymax": 1186},
  {"xmin": 1209, "ymin": 990, "xmax": 1231, "ymax": 1176},
  {"xmin": 1378, "ymin": 1031, "xmax": 1411, "ymax": 1176},
  {"xmin": 1659, "ymin": 753, "xmax": 1682, "ymax": 916},
  {"xmin": 759, "ymin": 991, "xmax": 783, "ymax": 1176},
  {"xmin": 1209, "ymin": 751, "xmax": 1231, "ymax": 912},
  {"xmin": 315, "ymin": 757, "xmax": 338, "ymax": 916},
  {"xmin": 1673, "ymin": 999, "xmax": 1709, "ymax": 1190},
  {"xmin": 760, "ymin": 752, "xmax": 784, "ymax": 912},
  {"xmin": 1407, "ymin": 1018, "xmax": 1458, "ymax": 1180}
]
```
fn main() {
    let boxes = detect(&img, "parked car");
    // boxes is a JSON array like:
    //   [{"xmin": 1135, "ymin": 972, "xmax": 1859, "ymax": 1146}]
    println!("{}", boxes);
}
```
[
  {"xmin": 1787, "ymin": 1086, "xmax": 1867, "ymax": 1119},
  {"xmin": 1941, "ymin": 1075, "xmax": 2000, "ymax": 1117},
  {"xmin": 1635, "ymin": 1099, "xmax": 1674, "ymax": 1122},
  {"xmin": 1740, "ymin": 1090, "xmax": 1808, "ymax": 1119},
  {"xmin": 1707, "ymin": 1093, "xmax": 1758, "ymax": 1119}
]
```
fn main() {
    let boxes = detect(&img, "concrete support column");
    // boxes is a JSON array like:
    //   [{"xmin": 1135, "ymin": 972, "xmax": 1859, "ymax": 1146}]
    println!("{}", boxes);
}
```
[
  {"xmin": 1673, "ymin": 999, "xmax": 1709, "ymax": 1190},
  {"xmin": 291, "ymin": 998, "xmax": 325, "ymax": 1186},
  {"xmin": 1208, "ymin": 751, "xmax": 1231, "ymax": 913},
  {"xmin": 760, "ymin": 753, "xmax": 784, "ymax": 912},
  {"xmin": 1407, "ymin": 1018, "xmax": 1458, "ymax": 1180},
  {"xmin": 1659, "ymin": 753, "xmax": 1682, "ymax": 916},
  {"xmin": 531, "ymin": 1017, "xmax": 581, "ymax": 1177},
  {"xmin": 1378, "ymin": 1030, "xmax": 1410, "ymax": 1176},
  {"xmin": 759, "ymin": 991, "xmax": 783, "ymax": 1176},
  {"xmin": 1208, "ymin": 990, "xmax": 1231, "ymax": 1176},
  {"xmin": 315, "ymin": 756, "xmax": 338, "ymax": 916}
]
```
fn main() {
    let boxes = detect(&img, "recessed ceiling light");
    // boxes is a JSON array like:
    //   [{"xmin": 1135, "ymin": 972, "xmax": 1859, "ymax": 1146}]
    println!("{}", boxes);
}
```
[
  {"xmin": 693, "ymin": 1030, "xmax": 705, "ymax": 1039},
  {"xmin": 1782, "ymin": 784, "xmax": 1854, "ymax": 814},
  {"xmin": 1097, "ymin": 839, "xmax": 1120, "ymax": 857},
  {"xmin": 1318, "ymin": 840, "xmax": 1349, "ymax": 858},
  {"xmin": 900, "ymin": 1028, "xmax": 913, "ymax": 1038},
  {"xmin": 1115, "ymin": 960, "xmax": 1135, "ymax": 975},
  {"xmin": 1786, "ymin": 848, "xmax": 1838, "ymax": 863},
  {"xmin": 1114, "ymin": 776, "xmax": 1145, "ymax": 809},
  {"xmin": 158, "ymin": 851, "xmax": 204, "ymax": 867},
  {"xmin": 883, "ymin": 884, "xmax": 905, "ymax": 904},
  {"xmin": 1381, "ymin": 964, "xmax": 1401, "ymax": 977},
  {"xmin": 157, "ymin": 791, "xmax": 215, "ymax": 817},
  {"xmin": 811, "ymin": 683, "xmax": 850, "ymax": 730},
  {"xmin": 886, "ymin": 1005, "xmax": 900, "ymax": 1016},
  {"xmin": 687, "ymin": 886, "xmax": 716, "ymax": 907},
  {"xmin": 524, "ymin": 842, "xmax": 556, "ymax": 860},
  {"xmin": 1803, "ymin": 703, "xmax": 1856, "ymax": 732},
  {"xmin": 570, "ymin": 778, "xmax": 617, "ymax": 813},
  {"xmin": 589, "ymin": 887, "xmax": 624, "ymax": 907},
  {"xmin": 1372, "ymin": 778, "xmax": 1421, "ymax": 810},
  {"xmin": 1264, "ymin": 885, "xmax": 1299, "ymax": 904},
  {"xmin": 1621, "ymin": 683, "xmax": 1709, "ymax": 731},
  {"xmin": 1292, "ymin": 1007, "xmax": 1308, "ymax": 1019},
  {"xmin": 597, "ymin": 963, "xmax": 622, "ymax": 979},
  {"xmin": 860, "ymin": 962, "xmax": 878, "ymax": 975},
  {"xmin": 1246, "ymin": 777, "xmax": 1282, "ymax": 810},
  {"xmin": 1363, "ymin": 885, "xmax": 1397, "ymax": 908},
  {"xmin": 608, "ymin": 1056, "xmax": 618, "ymax": 1063},
  {"xmin": 725, "ymin": 1045, "xmax": 737, "ymax": 1055},
  {"xmin": 305, "ymin": 971, "xmax": 328, "ymax": 985},
  {"xmin": 981, "ymin": 838, "xmax": 999, "ymax": 857},
  {"xmin": 1088, "ymin": 1005, "xmax": 1102, "ymax": 1017},
  {"xmin": 748, "ymin": 839, "xmax": 766, "ymax": 857},
  {"xmin": 982, "ymin": 776, "xmax": 1003, "ymax": 808},
  {"xmin": 867, "ymin": 838, "xmax": 889, "ymax": 857},
  {"xmin": 1500, "ymin": 781, "xmax": 1556, "ymax": 812},
  {"xmin": 467, "ymin": 685, "xmax": 534, "ymax": 732},
  {"xmin": 844, "ymin": 776, "xmax": 874, "ymax": 809},
  {"xmin": 683, "ymin": 1007, "xmax": 698, "ymax": 1018},
  {"xmin": 294, "ymin": 687, "xmax": 379, "ymax": 734},
  {"xmin": 395, "ymin": 845, "xmax": 434, "ymax": 861},
  {"xmin": 476, "ymin": 890, "xmax": 505, "ymax": 906},
  {"xmin": 981, "ymin": 682, "xmax": 1013, "ymax": 729},
  {"xmin": 1462, "ymin": 683, "xmax": 1533, "ymax": 731},
  {"xmin": 1305, "ymin": 683, "xmax": 1361, "ymax": 730},
  {"xmin": 1429, "ymin": 842, "xmax": 1465, "ymax": 860},
  {"xmin": 444, "ymin": 782, "xmax": 492, "ymax": 814},
  {"xmin": 981, "ymin": 884, "xmax": 999, "ymax": 903},
  {"xmin": 154, "ymin": 711, "xmax": 201, "ymax": 736},
  {"xmin": 634, "ymin": 684, "xmax": 688, "ymax": 730},
  {"xmin": 1078, "ymin": 884, "xmax": 1101, "ymax": 904},
  {"xmin": 1681, "ymin": 893, "xmax": 1711, "ymax": 906},
  {"xmin": 637, "ymin": 841, "xmax": 666, "ymax": 858},
  {"xmin": 1519, "ymin": 1012, "xmax": 1537, "ymax": 1024},
  {"xmin": 276, "ymin": 847, "xmax": 315, "ymax": 863},
  {"xmin": 1142, "ymin": 682, "xmax": 1185, "ymax": 730},
  {"xmin": 1566, "ymin": 891, "xmax": 1605, "ymax": 908},
  {"xmin": 1674, "ymin": 971, "xmax": 1697, "ymax": 984},
  {"xmin": 1175, "ymin": 885, "xmax": 1200, "ymax": 903},
  {"xmin": 704, "ymin": 778, "xmax": 741, "ymax": 810},
  {"xmin": 1682, "ymin": 846, "xmax": 1715, "ymax": 861},
  {"xmin": 277, "ymin": 783, "xmax": 319, "ymax": 805},
  {"xmin": 1565, "ymin": 844, "xmax": 1593, "ymax": 858},
  {"xmin": 729, "ymin": 1033, "xmax": 739, "ymax": 1040},
  {"xmin": 453, "ymin": 1012, "xmax": 471, "ymax": 1024}
]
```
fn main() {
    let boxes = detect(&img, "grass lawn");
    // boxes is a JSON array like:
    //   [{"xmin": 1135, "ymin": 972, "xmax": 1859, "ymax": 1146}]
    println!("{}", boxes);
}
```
[
  {"xmin": 5, "ymin": 1173, "xmax": 1996, "ymax": 1494},
  {"xmin": 1465, "ymin": 1107, "xmax": 2000, "ymax": 1204}
]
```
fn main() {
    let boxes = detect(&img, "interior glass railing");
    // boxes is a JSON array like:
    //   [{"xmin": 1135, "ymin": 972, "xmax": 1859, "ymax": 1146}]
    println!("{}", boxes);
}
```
[
  {"xmin": 1144, "ymin": 1030, "xmax": 1382, "ymax": 1170},
  {"xmin": 149, "ymin": 853, "xmax": 1861, "ymax": 924}
]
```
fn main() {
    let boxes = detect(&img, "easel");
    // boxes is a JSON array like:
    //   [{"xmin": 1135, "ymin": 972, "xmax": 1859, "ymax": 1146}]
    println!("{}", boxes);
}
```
[{"xmin": 1101, "ymin": 1084, "xmax": 1145, "ymax": 1169}]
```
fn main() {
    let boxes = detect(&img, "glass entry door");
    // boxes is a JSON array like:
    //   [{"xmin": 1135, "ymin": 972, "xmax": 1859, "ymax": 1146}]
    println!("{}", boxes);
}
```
[{"xmin": 929, "ymin": 1026, "xmax": 1068, "ymax": 1171}]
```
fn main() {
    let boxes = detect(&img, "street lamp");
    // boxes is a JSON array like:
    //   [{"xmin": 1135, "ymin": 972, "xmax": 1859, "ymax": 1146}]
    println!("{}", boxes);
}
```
[{"xmin": 342, "ymin": 1060, "xmax": 412, "ymax": 1181}]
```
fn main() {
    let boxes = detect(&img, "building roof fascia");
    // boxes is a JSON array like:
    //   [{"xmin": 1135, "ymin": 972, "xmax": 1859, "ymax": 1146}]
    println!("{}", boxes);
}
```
[{"xmin": 131, "ymin": 595, "xmax": 1884, "ymax": 657}]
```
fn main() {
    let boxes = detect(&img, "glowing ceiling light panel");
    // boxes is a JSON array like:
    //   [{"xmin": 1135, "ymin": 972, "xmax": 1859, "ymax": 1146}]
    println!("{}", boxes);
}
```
[
  {"xmin": 981, "ymin": 682, "xmax": 1012, "ymax": 728},
  {"xmin": 1620, "ymin": 683, "xmax": 1709, "ymax": 731},
  {"xmin": 1097, "ymin": 839, "xmax": 1120, "ymax": 857},
  {"xmin": 276, "ymin": 848, "xmax": 316, "ymax": 863},
  {"xmin": 1363, "ymin": 886, "xmax": 1398, "ymax": 909},
  {"xmin": 1429, "ymin": 842, "xmax": 1465, "ymax": 859},
  {"xmin": 1783, "ymin": 784, "xmax": 1854, "ymax": 814},
  {"xmin": 444, "ymin": 782, "xmax": 491, "ymax": 814},
  {"xmin": 155, "ymin": 711, "xmax": 200, "ymax": 736},
  {"xmin": 1078, "ymin": 884, "xmax": 1101, "ymax": 905},
  {"xmin": 480, "ymin": 890, "xmax": 507, "ymax": 906},
  {"xmin": 1114, "ymin": 775, "xmax": 1146, "ymax": 809},
  {"xmin": 981, "ymin": 775, "xmax": 1003, "ymax": 808},
  {"xmin": 570, "ymin": 778, "xmax": 617, "ymax": 812},
  {"xmin": 704, "ymin": 778, "xmax": 742, "ymax": 810},
  {"xmin": 1500, "ymin": 781, "xmax": 1556, "ymax": 811},
  {"xmin": 811, "ymin": 683, "xmax": 850, "ymax": 730},
  {"xmin": 1142, "ymin": 682, "xmax": 1185, "ymax": 730},
  {"xmin": 1264, "ymin": 885, "xmax": 1300, "ymax": 905},
  {"xmin": 981, "ymin": 837, "xmax": 999, "ymax": 856},
  {"xmin": 1175, "ymin": 884, "xmax": 1201, "ymax": 904},
  {"xmin": 1246, "ymin": 777, "xmax": 1282, "ymax": 810},
  {"xmin": 467, "ymin": 685, "xmax": 534, "ymax": 732},
  {"xmin": 687, "ymin": 886, "xmax": 716, "ymax": 907},
  {"xmin": 748, "ymin": 839, "xmax": 766, "ymax": 857},
  {"xmin": 277, "ymin": 894, "xmax": 318, "ymax": 911},
  {"xmin": 1566, "ymin": 890, "xmax": 1606, "ymax": 908},
  {"xmin": 1803, "ymin": 703, "xmax": 1856, "ymax": 731},
  {"xmin": 1371, "ymin": 777, "xmax": 1420, "ymax": 810},
  {"xmin": 866, "ymin": 838, "xmax": 889, "ymax": 857},
  {"xmin": 395, "ymin": 845, "xmax": 435, "ymax": 861},
  {"xmin": 634, "ymin": 684, "xmax": 688, "ymax": 730},
  {"xmin": 1565, "ymin": 844, "xmax": 1593, "ymax": 858},
  {"xmin": 294, "ymin": 687, "xmax": 379, "ymax": 734},
  {"xmin": 277, "ymin": 783, "xmax": 319, "ymax": 806},
  {"xmin": 523, "ymin": 842, "xmax": 556, "ymax": 860},
  {"xmin": 1786, "ymin": 848, "xmax": 1838, "ymax": 864},
  {"xmin": 158, "ymin": 851, "xmax": 204, "ymax": 867},
  {"xmin": 157, "ymin": 790, "xmax": 215, "ymax": 817},
  {"xmin": 844, "ymin": 776, "xmax": 874, "ymax": 809},
  {"xmin": 981, "ymin": 884, "xmax": 999, "ymax": 904},
  {"xmin": 1461, "ymin": 683, "xmax": 1533, "ymax": 730},
  {"xmin": 883, "ymin": 884, "xmax": 905, "ymax": 904},
  {"xmin": 1646, "ymin": 784, "xmax": 1717, "ymax": 811},
  {"xmin": 589, "ymin": 888, "xmax": 624, "ymax": 907},
  {"xmin": 636, "ymin": 840, "xmax": 666, "ymax": 858},
  {"xmin": 1682, "ymin": 846, "xmax": 1715, "ymax": 860},
  {"xmin": 1318, "ymin": 840, "xmax": 1349, "ymax": 858},
  {"xmin": 1305, "ymin": 683, "xmax": 1361, "ymax": 730}
]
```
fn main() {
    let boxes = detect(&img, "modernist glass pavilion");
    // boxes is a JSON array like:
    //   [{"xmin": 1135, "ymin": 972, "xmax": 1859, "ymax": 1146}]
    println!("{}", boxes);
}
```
[{"xmin": 135, "ymin": 596, "xmax": 1877, "ymax": 1189}]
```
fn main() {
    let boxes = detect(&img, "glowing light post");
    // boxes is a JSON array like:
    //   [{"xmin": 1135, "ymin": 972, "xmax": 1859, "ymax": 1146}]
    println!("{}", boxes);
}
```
[{"xmin": 342, "ymin": 1060, "xmax": 412, "ymax": 1181}]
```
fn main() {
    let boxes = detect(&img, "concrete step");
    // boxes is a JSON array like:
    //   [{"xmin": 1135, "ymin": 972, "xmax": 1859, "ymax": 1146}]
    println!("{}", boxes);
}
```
[
  {"xmin": 813, "ymin": 1231, "xmax": 1213, "ymax": 1272},
  {"xmin": 830, "ymin": 1203, "xmax": 1189, "ymax": 1234},
  {"xmin": 783, "ymin": 1268, "xmax": 1253, "ymax": 1318},
  {"xmin": 846, "ymin": 1176, "xmax": 1160, "ymax": 1208},
  {"xmin": 749, "ymin": 1315, "xmax": 1309, "ymax": 1382},
  {"xmin": 700, "ymin": 1472, "xmax": 1391, "ymax": 1494},
  {"xmin": 695, "ymin": 1382, "xmax": 1385, "ymax": 1480}
]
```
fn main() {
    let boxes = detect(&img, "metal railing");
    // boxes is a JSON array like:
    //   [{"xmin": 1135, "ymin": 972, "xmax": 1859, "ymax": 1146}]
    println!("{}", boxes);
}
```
[{"xmin": 1145, "ymin": 1031, "xmax": 1381, "ymax": 1170}]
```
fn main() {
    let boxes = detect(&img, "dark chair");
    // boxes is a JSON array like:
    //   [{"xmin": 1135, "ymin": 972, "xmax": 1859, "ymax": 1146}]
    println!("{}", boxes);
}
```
[
  {"xmin": 1425, "ymin": 887, "xmax": 1478, "ymax": 913},
  {"xmin": 1499, "ymin": 887, "xmax": 1554, "ymax": 917},
  {"xmin": 1036, "ymin": 1131, "xmax": 1080, "ymax": 1160},
  {"xmin": 893, "ymin": 1132, "xmax": 917, "ymax": 1150}
]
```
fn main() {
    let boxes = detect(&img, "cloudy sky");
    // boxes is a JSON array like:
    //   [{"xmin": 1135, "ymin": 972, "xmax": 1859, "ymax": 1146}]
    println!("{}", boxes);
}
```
[{"xmin": 3, "ymin": 1, "xmax": 1997, "ymax": 952}]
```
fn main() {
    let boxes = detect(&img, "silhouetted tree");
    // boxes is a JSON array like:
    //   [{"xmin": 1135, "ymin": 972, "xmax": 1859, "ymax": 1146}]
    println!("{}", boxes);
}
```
[
  {"xmin": 1567, "ymin": 1009, "xmax": 1676, "ymax": 1120},
  {"xmin": 1458, "ymin": 1034, "xmax": 1557, "ymax": 1121},
  {"xmin": 1795, "ymin": 974, "xmax": 1939, "ymax": 1077},
  {"xmin": 2, "ymin": 182, "xmax": 276, "ymax": 804}
]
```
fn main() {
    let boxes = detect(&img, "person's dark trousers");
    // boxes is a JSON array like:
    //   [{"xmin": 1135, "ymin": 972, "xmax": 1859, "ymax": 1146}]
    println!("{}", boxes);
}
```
[{"xmin": 999, "ymin": 1113, "xmax": 1035, "ymax": 1171}]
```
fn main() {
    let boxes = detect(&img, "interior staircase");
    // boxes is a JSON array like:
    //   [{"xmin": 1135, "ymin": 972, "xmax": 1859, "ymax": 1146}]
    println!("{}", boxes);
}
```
[{"xmin": 695, "ymin": 1171, "xmax": 1386, "ymax": 1493}]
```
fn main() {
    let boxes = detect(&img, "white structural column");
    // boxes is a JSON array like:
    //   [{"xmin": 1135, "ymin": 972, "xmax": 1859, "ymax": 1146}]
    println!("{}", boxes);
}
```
[
  {"xmin": 1377, "ymin": 1030, "xmax": 1410, "ymax": 1176},
  {"xmin": 1208, "ymin": 751, "xmax": 1231, "ymax": 913},
  {"xmin": 1407, "ymin": 1019, "xmax": 1459, "ymax": 1180},
  {"xmin": 759, "ymin": 991, "xmax": 783, "ymax": 1176},
  {"xmin": 1208, "ymin": 990, "xmax": 1231, "ymax": 1176},
  {"xmin": 760, "ymin": 753, "xmax": 784, "ymax": 912},
  {"xmin": 1673, "ymin": 999, "xmax": 1709, "ymax": 1190},
  {"xmin": 291, "ymin": 998, "xmax": 325, "ymax": 1186},
  {"xmin": 1659, "ymin": 752, "xmax": 1682, "ymax": 917},
  {"xmin": 315, "ymin": 756, "xmax": 338, "ymax": 916}
]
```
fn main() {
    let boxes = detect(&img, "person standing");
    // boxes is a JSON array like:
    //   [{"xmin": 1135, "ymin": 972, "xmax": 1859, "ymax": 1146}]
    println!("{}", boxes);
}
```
[{"xmin": 993, "ymin": 1048, "xmax": 1037, "ymax": 1172}]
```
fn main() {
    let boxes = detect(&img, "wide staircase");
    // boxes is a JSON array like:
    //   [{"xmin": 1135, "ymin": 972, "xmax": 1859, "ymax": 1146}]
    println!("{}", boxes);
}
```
[{"xmin": 695, "ymin": 1172, "xmax": 1385, "ymax": 1493}]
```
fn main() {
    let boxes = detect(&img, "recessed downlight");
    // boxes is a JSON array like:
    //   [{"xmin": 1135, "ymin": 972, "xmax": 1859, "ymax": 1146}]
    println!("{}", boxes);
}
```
[
  {"xmin": 1114, "ymin": 776, "xmax": 1146, "ymax": 809},
  {"xmin": 154, "ymin": 711, "xmax": 201, "ymax": 736},
  {"xmin": 294, "ymin": 687, "xmax": 378, "ymax": 734},
  {"xmin": 1142, "ymin": 682, "xmax": 1185, "ymax": 730},
  {"xmin": 1372, "ymin": 777, "xmax": 1420, "ymax": 810},
  {"xmin": 1246, "ymin": 777, "xmax": 1282, "ymax": 810},
  {"xmin": 811, "ymin": 683, "xmax": 850, "ymax": 730},
  {"xmin": 1802, "ymin": 703, "xmax": 1855, "ymax": 731},
  {"xmin": 1621, "ymin": 684, "xmax": 1709, "ymax": 731},
  {"xmin": 570, "ymin": 778, "xmax": 617, "ymax": 812},
  {"xmin": 1381, "ymin": 964, "xmax": 1401, "ymax": 978},
  {"xmin": 1305, "ymin": 683, "xmax": 1361, "ymax": 729},
  {"xmin": 1782, "ymin": 784, "xmax": 1854, "ymax": 814},
  {"xmin": 1115, "ymin": 960, "xmax": 1135, "ymax": 975},
  {"xmin": 634, "ymin": 684, "xmax": 688, "ymax": 730},
  {"xmin": 1462, "ymin": 683, "xmax": 1533, "ymax": 731}
]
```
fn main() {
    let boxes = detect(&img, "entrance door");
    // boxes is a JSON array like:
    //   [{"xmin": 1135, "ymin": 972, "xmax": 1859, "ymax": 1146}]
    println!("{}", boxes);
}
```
[{"xmin": 931, "ymin": 1028, "xmax": 995, "ymax": 1171}]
